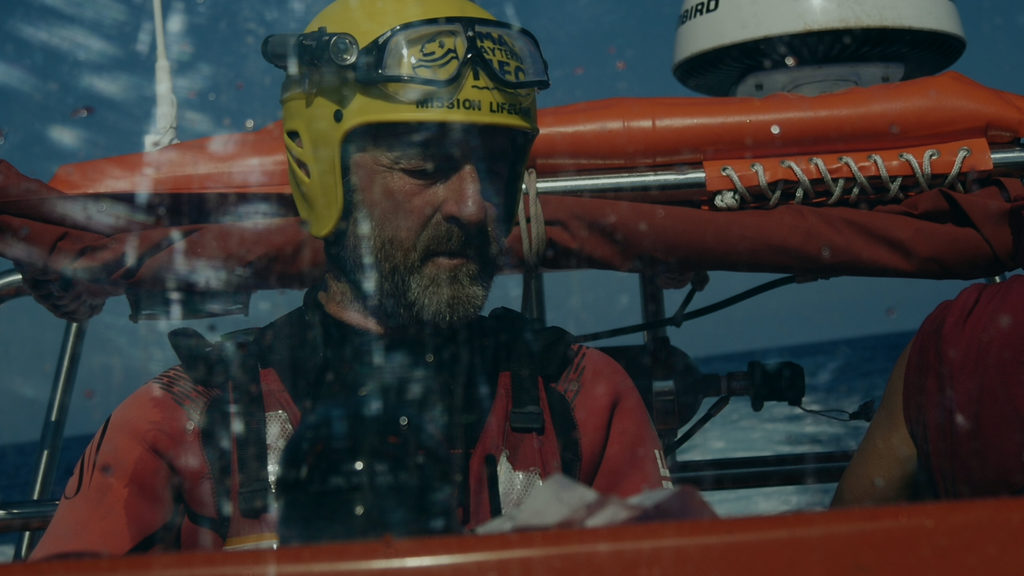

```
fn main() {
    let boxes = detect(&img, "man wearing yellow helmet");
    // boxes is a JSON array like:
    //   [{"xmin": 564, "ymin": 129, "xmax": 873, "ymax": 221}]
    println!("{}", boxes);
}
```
[{"xmin": 31, "ymin": 0, "xmax": 681, "ymax": 559}]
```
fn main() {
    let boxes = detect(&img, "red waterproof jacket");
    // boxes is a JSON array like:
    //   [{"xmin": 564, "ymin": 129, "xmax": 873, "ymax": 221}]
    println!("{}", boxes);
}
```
[
  {"xmin": 903, "ymin": 275, "xmax": 1024, "ymax": 498},
  {"xmin": 31, "ymin": 299, "xmax": 674, "ymax": 559}
]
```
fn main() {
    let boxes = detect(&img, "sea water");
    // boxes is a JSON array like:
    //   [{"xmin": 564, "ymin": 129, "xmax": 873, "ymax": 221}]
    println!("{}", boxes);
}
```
[{"xmin": 681, "ymin": 330, "xmax": 912, "ymax": 516}]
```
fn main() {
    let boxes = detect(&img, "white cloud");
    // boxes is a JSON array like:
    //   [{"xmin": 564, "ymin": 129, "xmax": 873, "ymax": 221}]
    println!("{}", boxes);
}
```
[
  {"xmin": 178, "ymin": 108, "xmax": 219, "ymax": 134},
  {"xmin": 135, "ymin": 18, "xmax": 155, "ymax": 57},
  {"xmin": 34, "ymin": 0, "xmax": 134, "ymax": 29},
  {"xmin": 45, "ymin": 124, "xmax": 88, "ymax": 150},
  {"xmin": 171, "ymin": 60, "xmax": 218, "ymax": 94},
  {"xmin": 0, "ymin": 61, "xmax": 42, "ymax": 94},
  {"xmin": 10, "ymin": 20, "xmax": 123, "ymax": 64},
  {"xmin": 78, "ymin": 70, "xmax": 149, "ymax": 102}
]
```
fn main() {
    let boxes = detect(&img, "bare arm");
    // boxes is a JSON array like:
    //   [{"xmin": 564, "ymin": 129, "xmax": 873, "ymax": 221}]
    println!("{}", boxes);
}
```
[{"xmin": 831, "ymin": 340, "xmax": 919, "ymax": 508}]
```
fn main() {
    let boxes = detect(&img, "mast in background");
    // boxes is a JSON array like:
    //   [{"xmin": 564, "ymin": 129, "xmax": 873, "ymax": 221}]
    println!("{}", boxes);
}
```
[{"xmin": 144, "ymin": 0, "xmax": 180, "ymax": 151}]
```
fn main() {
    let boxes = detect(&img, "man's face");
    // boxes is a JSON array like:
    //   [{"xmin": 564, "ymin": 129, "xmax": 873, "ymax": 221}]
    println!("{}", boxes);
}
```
[{"xmin": 336, "ymin": 124, "xmax": 522, "ymax": 328}]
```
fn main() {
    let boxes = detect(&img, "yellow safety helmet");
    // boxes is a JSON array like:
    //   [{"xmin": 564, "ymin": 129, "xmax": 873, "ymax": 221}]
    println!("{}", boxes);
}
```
[{"xmin": 262, "ymin": 0, "xmax": 550, "ymax": 237}]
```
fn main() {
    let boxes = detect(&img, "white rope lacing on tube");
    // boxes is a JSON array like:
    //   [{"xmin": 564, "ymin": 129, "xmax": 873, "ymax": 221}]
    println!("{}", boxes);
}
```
[
  {"xmin": 718, "ymin": 166, "xmax": 754, "ymax": 209},
  {"xmin": 780, "ymin": 159, "xmax": 815, "ymax": 205},
  {"xmin": 517, "ymin": 168, "xmax": 546, "ymax": 268},
  {"xmin": 809, "ymin": 157, "xmax": 847, "ymax": 205},
  {"xmin": 752, "ymin": 163, "xmax": 786, "ymax": 208},
  {"xmin": 714, "ymin": 147, "xmax": 973, "ymax": 210},
  {"xmin": 898, "ymin": 149, "xmax": 940, "ymax": 193},
  {"xmin": 868, "ymin": 153, "xmax": 905, "ymax": 200},
  {"xmin": 943, "ymin": 147, "xmax": 972, "ymax": 192},
  {"xmin": 837, "ymin": 156, "xmax": 875, "ymax": 204}
]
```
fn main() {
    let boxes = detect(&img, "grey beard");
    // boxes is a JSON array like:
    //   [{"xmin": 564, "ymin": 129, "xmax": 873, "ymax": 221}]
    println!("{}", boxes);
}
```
[
  {"xmin": 331, "ymin": 203, "xmax": 499, "ymax": 328},
  {"xmin": 403, "ymin": 254, "xmax": 491, "ymax": 326}
]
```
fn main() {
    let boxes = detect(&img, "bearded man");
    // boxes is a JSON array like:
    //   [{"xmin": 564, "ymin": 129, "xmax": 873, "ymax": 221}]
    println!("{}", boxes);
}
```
[{"xmin": 30, "ymin": 0, "xmax": 679, "ymax": 559}]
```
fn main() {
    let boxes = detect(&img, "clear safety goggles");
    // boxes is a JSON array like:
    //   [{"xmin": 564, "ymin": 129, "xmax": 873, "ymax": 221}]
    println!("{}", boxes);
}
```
[{"xmin": 263, "ymin": 17, "xmax": 550, "ymax": 94}]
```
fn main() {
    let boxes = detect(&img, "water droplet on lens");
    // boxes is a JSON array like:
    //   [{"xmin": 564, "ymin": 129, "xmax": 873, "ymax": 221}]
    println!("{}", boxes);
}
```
[{"xmin": 70, "ymin": 105, "xmax": 94, "ymax": 119}]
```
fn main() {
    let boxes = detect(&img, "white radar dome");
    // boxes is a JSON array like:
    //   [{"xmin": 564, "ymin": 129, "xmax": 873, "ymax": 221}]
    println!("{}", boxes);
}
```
[{"xmin": 673, "ymin": 0, "xmax": 966, "ymax": 97}]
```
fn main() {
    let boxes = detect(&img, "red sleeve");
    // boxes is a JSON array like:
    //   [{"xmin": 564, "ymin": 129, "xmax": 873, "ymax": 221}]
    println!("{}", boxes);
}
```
[
  {"xmin": 904, "ymin": 276, "xmax": 1024, "ymax": 499},
  {"xmin": 562, "ymin": 346, "xmax": 674, "ymax": 497},
  {"xmin": 30, "ymin": 367, "xmax": 219, "ymax": 560}
]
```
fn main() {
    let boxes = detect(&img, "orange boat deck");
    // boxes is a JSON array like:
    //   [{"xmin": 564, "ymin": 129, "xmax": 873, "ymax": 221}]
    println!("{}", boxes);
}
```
[{"xmin": 5, "ymin": 496, "xmax": 1023, "ymax": 575}]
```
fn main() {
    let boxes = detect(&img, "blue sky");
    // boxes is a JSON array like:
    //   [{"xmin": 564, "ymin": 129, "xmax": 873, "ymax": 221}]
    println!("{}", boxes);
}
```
[{"xmin": 1, "ymin": 0, "xmax": 1023, "ymax": 442}]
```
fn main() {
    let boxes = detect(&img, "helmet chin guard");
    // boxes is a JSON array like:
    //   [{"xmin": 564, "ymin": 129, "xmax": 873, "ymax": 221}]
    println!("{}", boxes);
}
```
[
  {"xmin": 673, "ymin": 0, "xmax": 966, "ymax": 97},
  {"xmin": 268, "ymin": 0, "xmax": 547, "ymax": 237}
]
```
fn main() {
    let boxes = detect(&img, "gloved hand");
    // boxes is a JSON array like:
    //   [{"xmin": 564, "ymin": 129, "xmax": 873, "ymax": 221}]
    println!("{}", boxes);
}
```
[{"xmin": 14, "ymin": 262, "xmax": 121, "ymax": 323}]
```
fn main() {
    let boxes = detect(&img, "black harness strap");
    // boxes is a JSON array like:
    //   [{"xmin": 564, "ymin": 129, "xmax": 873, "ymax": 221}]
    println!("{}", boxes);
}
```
[
  {"xmin": 168, "ymin": 328, "xmax": 232, "ymax": 538},
  {"xmin": 509, "ymin": 362, "xmax": 544, "ymax": 432},
  {"xmin": 544, "ymin": 386, "xmax": 581, "ymax": 480},
  {"xmin": 168, "ymin": 327, "xmax": 270, "ymax": 524},
  {"xmin": 486, "ymin": 307, "xmax": 580, "ymax": 478},
  {"xmin": 229, "ymin": 342, "xmax": 272, "ymax": 518}
]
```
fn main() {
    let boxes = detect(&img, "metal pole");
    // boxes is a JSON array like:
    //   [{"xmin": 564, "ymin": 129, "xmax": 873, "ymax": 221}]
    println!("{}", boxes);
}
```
[
  {"xmin": 0, "ymin": 269, "xmax": 26, "ymax": 304},
  {"xmin": 533, "ymin": 146, "xmax": 1024, "ymax": 198},
  {"xmin": 0, "ymin": 501, "xmax": 60, "ymax": 534},
  {"xmin": 15, "ymin": 318, "xmax": 88, "ymax": 560},
  {"xmin": 535, "ymin": 167, "xmax": 707, "ymax": 197}
]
